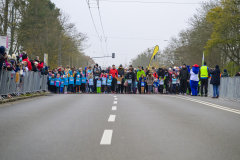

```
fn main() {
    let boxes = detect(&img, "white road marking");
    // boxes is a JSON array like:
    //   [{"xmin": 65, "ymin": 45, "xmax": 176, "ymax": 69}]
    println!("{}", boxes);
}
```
[
  {"xmin": 176, "ymin": 96, "xmax": 240, "ymax": 115},
  {"xmin": 100, "ymin": 130, "xmax": 113, "ymax": 145},
  {"xmin": 112, "ymin": 106, "xmax": 117, "ymax": 110},
  {"xmin": 113, "ymin": 101, "xmax": 117, "ymax": 104},
  {"xmin": 108, "ymin": 115, "xmax": 116, "ymax": 122},
  {"xmin": 114, "ymin": 98, "xmax": 118, "ymax": 100},
  {"xmin": 114, "ymin": 96, "xmax": 117, "ymax": 98}
]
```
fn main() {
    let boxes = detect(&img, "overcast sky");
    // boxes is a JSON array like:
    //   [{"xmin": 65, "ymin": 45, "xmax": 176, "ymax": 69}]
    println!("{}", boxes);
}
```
[{"xmin": 51, "ymin": 0, "xmax": 206, "ymax": 68}]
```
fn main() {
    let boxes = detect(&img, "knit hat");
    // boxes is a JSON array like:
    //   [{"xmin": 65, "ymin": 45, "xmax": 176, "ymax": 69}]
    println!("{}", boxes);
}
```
[
  {"xmin": 215, "ymin": 65, "xmax": 219, "ymax": 69},
  {"xmin": 22, "ymin": 54, "xmax": 28, "ymax": 60},
  {"xmin": 224, "ymin": 69, "xmax": 227, "ymax": 72},
  {"xmin": 192, "ymin": 64, "xmax": 199, "ymax": 67},
  {"xmin": 0, "ymin": 46, "xmax": 5, "ymax": 55}
]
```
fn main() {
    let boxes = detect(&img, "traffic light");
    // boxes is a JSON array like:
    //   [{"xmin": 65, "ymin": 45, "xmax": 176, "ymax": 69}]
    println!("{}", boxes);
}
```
[{"xmin": 112, "ymin": 53, "xmax": 115, "ymax": 58}]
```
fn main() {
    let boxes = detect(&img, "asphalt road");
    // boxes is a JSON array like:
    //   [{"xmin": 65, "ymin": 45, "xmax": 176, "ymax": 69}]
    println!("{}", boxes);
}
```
[{"xmin": 0, "ymin": 94, "xmax": 240, "ymax": 160}]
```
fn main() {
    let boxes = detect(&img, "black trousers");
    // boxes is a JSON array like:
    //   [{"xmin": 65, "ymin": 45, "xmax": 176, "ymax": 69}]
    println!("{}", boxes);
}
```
[
  {"xmin": 93, "ymin": 79, "xmax": 97, "ymax": 92},
  {"xmin": 112, "ymin": 78, "xmax": 117, "ymax": 92},
  {"xmin": 165, "ymin": 82, "xmax": 169, "ymax": 93},
  {"xmin": 158, "ymin": 85, "xmax": 163, "ymax": 94},
  {"xmin": 101, "ymin": 85, "xmax": 106, "ymax": 92},
  {"xmin": 138, "ymin": 81, "xmax": 141, "ymax": 93},
  {"xmin": 117, "ymin": 84, "xmax": 123, "ymax": 93},
  {"xmin": 180, "ymin": 79, "xmax": 187, "ymax": 94},
  {"xmin": 201, "ymin": 79, "xmax": 208, "ymax": 95},
  {"xmin": 50, "ymin": 85, "xmax": 56, "ymax": 93},
  {"xmin": 81, "ymin": 84, "xmax": 86, "ymax": 93},
  {"xmin": 145, "ymin": 85, "xmax": 148, "ymax": 92}
]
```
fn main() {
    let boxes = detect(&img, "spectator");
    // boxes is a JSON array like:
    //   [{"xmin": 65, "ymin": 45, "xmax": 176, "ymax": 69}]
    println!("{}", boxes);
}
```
[
  {"xmin": 87, "ymin": 66, "xmax": 92, "ymax": 74},
  {"xmin": 190, "ymin": 64, "xmax": 199, "ymax": 96},
  {"xmin": 179, "ymin": 64, "xmax": 189, "ymax": 95},
  {"xmin": 93, "ymin": 69, "xmax": 100, "ymax": 93},
  {"xmin": 93, "ymin": 64, "xmax": 101, "ymax": 74},
  {"xmin": 0, "ymin": 46, "xmax": 5, "ymax": 71},
  {"xmin": 22, "ymin": 54, "xmax": 32, "ymax": 71},
  {"xmin": 209, "ymin": 65, "xmax": 221, "ymax": 98},
  {"xmin": 139, "ymin": 74, "xmax": 146, "ymax": 94},
  {"xmin": 105, "ymin": 66, "xmax": 111, "ymax": 74},
  {"xmin": 164, "ymin": 69, "xmax": 170, "ymax": 94},
  {"xmin": 221, "ymin": 69, "xmax": 230, "ymax": 77},
  {"xmin": 118, "ymin": 64, "xmax": 124, "ymax": 77},
  {"xmin": 158, "ymin": 68, "xmax": 165, "ymax": 79},
  {"xmin": 109, "ymin": 65, "xmax": 118, "ymax": 93},
  {"xmin": 153, "ymin": 68, "xmax": 158, "ymax": 79},
  {"xmin": 65, "ymin": 66, "xmax": 70, "ymax": 75},
  {"xmin": 126, "ymin": 69, "xmax": 136, "ymax": 93},
  {"xmin": 30, "ymin": 60, "xmax": 38, "ymax": 72},
  {"xmin": 235, "ymin": 70, "xmax": 240, "ymax": 76},
  {"xmin": 200, "ymin": 62, "xmax": 209, "ymax": 97},
  {"xmin": 34, "ymin": 56, "xmax": 44, "ymax": 71},
  {"xmin": 129, "ymin": 65, "xmax": 134, "ymax": 73},
  {"xmin": 4, "ymin": 53, "xmax": 12, "ymax": 71},
  {"xmin": 169, "ymin": 69, "xmax": 177, "ymax": 93},
  {"xmin": 137, "ymin": 66, "xmax": 146, "ymax": 93},
  {"xmin": 146, "ymin": 71, "xmax": 154, "ymax": 94}
]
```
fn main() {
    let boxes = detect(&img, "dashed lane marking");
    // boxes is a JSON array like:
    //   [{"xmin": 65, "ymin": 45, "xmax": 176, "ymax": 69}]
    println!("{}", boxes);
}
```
[
  {"xmin": 113, "ymin": 101, "xmax": 117, "ymax": 104},
  {"xmin": 108, "ymin": 115, "xmax": 116, "ymax": 122},
  {"xmin": 112, "ymin": 106, "xmax": 117, "ymax": 110},
  {"xmin": 100, "ymin": 130, "xmax": 113, "ymax": 145},
  {"xmin": 114, "ymin": 98, "xmax": 118, "ymax": 100},
  {"xmin": 114, "ymin": 96, "xmax": 117, "ymax": 98}
]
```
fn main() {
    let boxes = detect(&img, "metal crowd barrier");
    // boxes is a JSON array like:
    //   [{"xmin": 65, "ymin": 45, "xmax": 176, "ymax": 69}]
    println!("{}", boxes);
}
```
[
  {"xmin": 0, "ymin": 70, "xmax": 48, "ymax": 99},
  {"xmin": 208, "ymin": 77, "xmax": 240, "ymax": 102}
]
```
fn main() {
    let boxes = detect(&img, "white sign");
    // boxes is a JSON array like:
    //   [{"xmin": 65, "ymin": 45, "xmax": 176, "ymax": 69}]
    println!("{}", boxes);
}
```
[
  {"xmin": 0, "ymin": 36, "xmax": 8, "ymax": 48},
  {"xmin": 44, "ymin": 53, "xmax": 48, "ymax": 66}
]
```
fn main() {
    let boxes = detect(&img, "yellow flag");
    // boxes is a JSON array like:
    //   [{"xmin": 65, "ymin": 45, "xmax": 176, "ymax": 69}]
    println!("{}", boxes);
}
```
[{"xmin": 148, "ymin": 45, "xmax": 159, "ymax": 69}]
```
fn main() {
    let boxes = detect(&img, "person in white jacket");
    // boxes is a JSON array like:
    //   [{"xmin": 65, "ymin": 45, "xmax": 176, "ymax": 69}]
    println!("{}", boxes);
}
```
[{"xmin": 190, "ymin": 64, "xmax": 199, "ymax": 96}]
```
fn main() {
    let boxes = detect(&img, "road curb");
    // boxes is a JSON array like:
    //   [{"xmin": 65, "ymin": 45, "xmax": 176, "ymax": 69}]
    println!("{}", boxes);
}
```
[{"xmin": 0, "ymin": 92, "xmax": 50, "ymax": 104}]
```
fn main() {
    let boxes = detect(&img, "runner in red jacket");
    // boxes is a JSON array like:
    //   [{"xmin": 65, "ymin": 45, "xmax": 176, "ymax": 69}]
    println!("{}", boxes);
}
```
[
  {"xmin": 109, "ymin": 66, "xmax": 118, "ymax": 78},
  {"xmin": 109, "ymin": 65, "xmax": 118, "ymax": 93}
]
